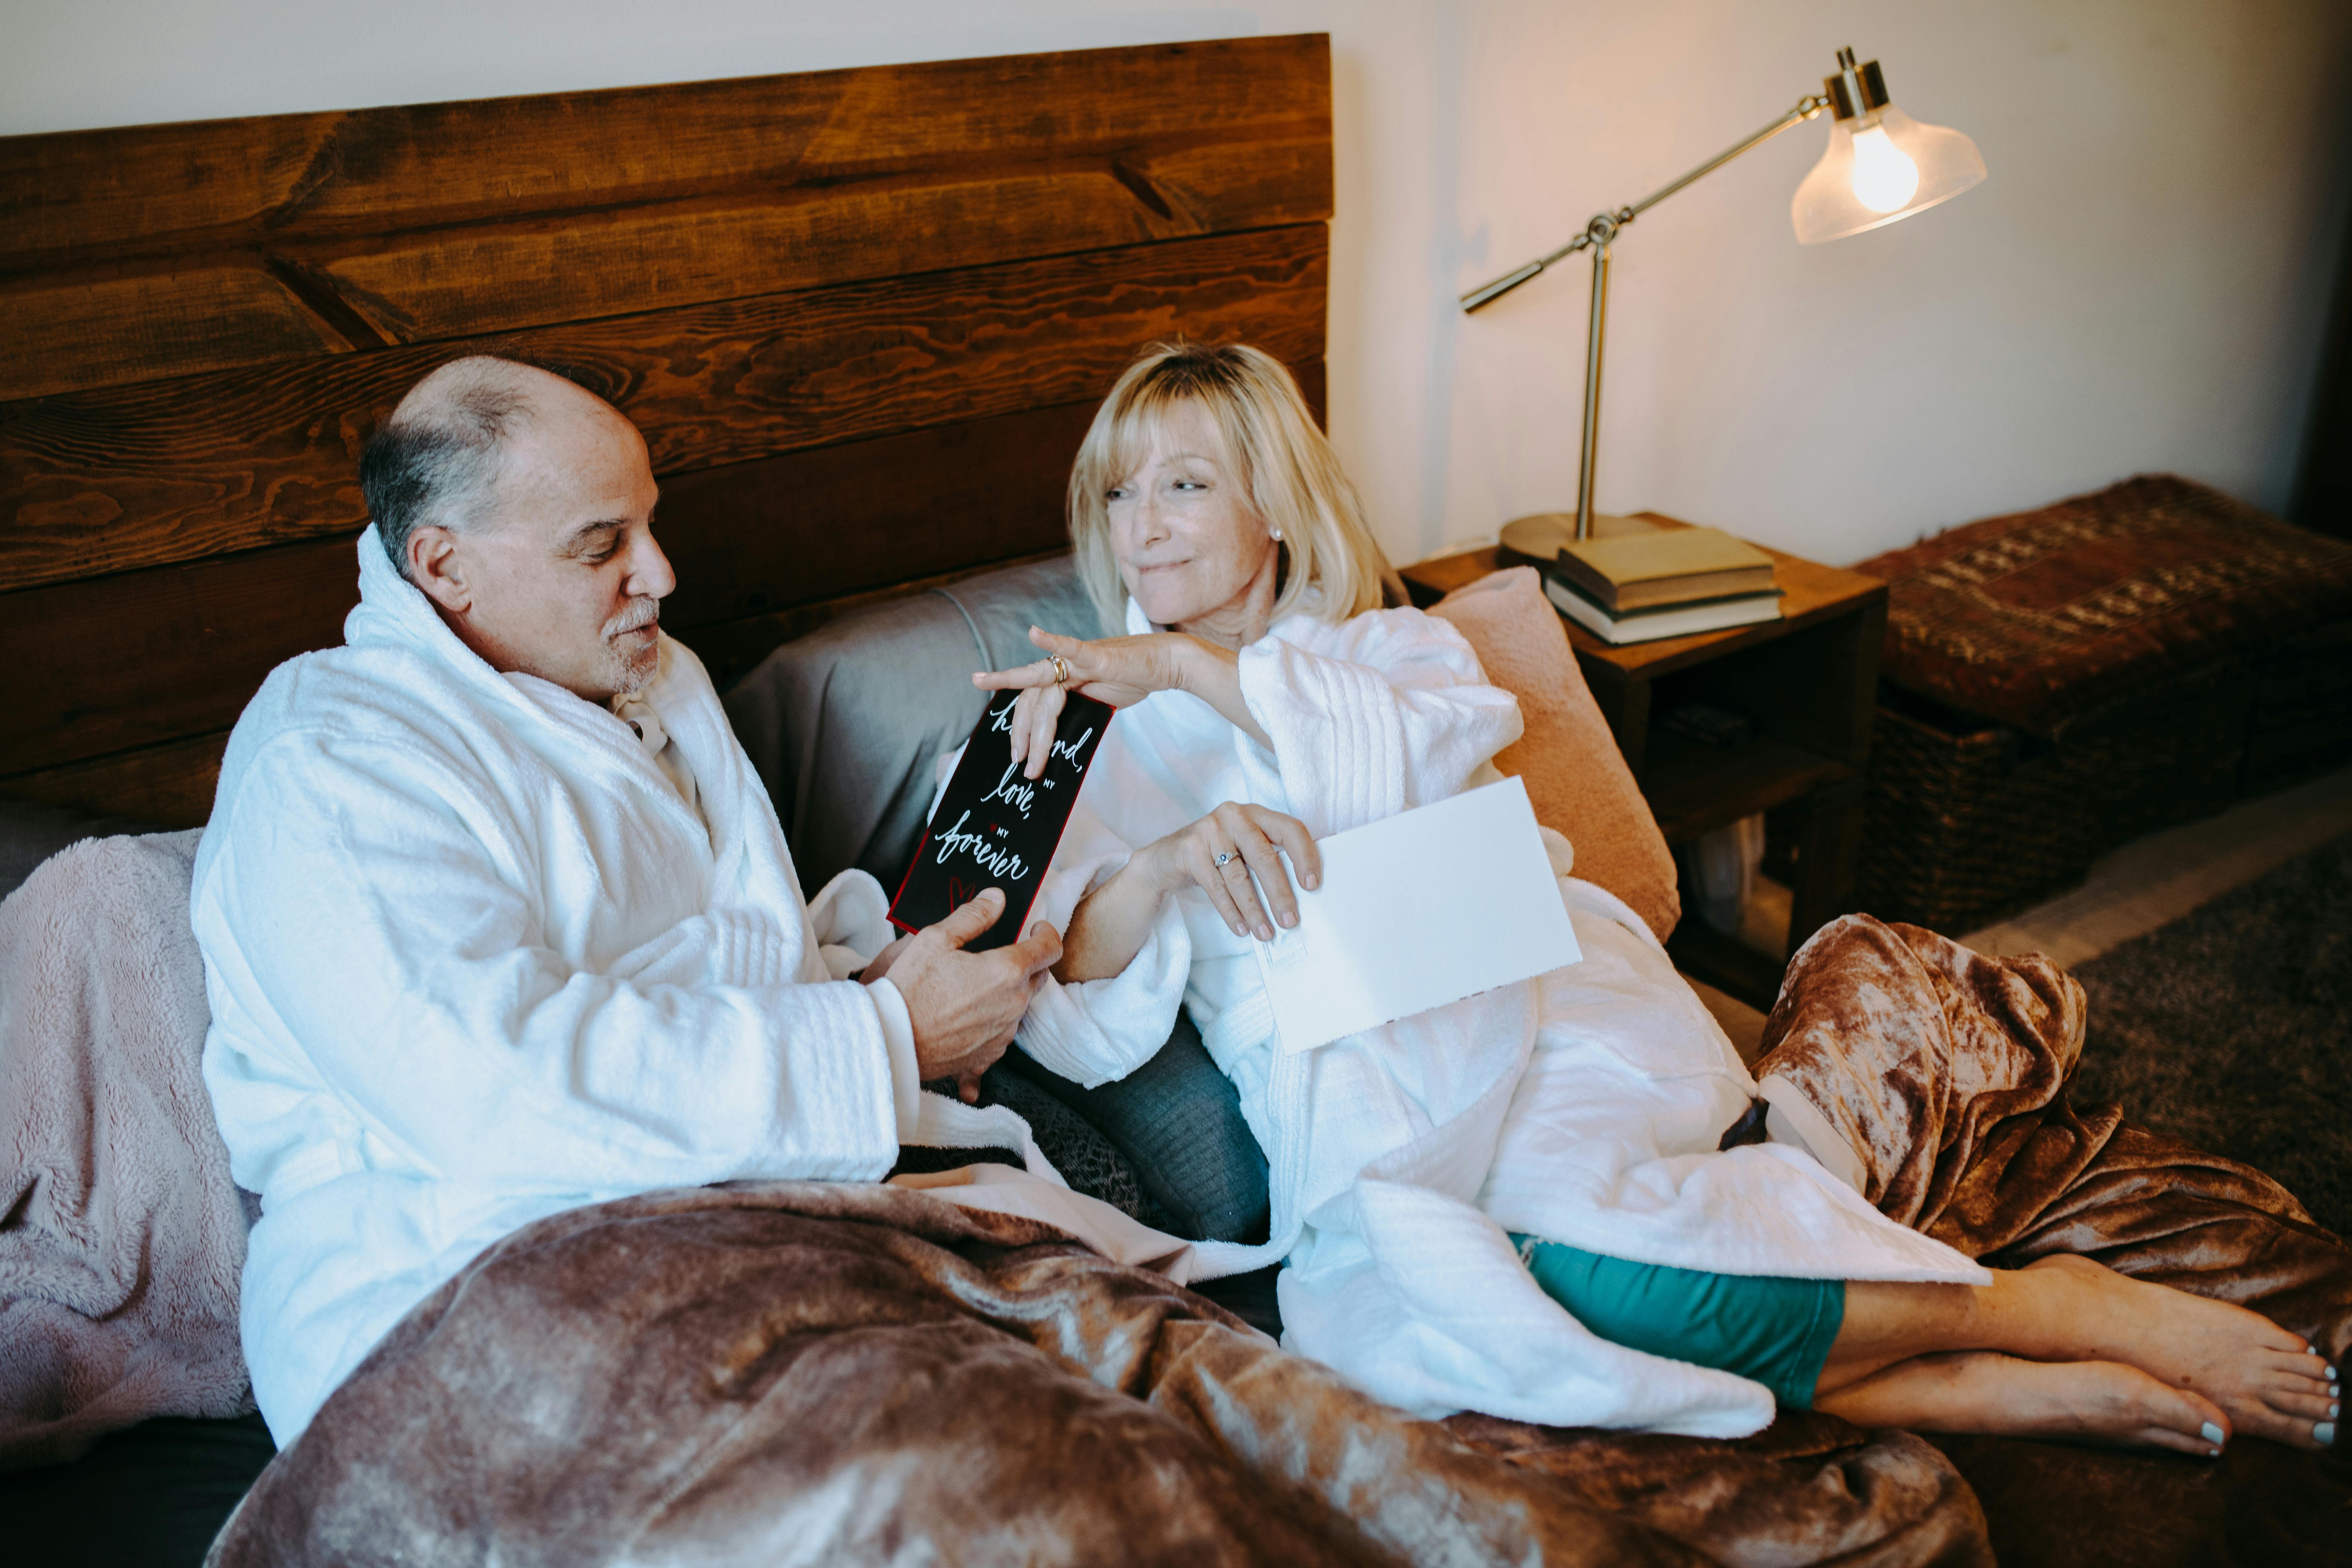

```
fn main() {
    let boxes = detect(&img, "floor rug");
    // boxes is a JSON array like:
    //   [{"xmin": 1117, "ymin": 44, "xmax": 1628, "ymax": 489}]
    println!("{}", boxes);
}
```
[{"xmin": 2068, "ymin": 829, "xmax": 2352, "ymax": 1237}]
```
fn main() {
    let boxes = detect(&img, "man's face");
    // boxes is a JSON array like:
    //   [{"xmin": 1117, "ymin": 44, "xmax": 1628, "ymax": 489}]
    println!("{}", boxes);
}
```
[{"xmin": 409, "ymin": 396, "xmax": 675, "ymax": 704}]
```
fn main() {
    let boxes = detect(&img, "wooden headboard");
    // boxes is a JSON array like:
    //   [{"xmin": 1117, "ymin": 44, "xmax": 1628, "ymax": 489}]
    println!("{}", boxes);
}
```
[{"xmin": 0, "ymin": 35, "xmax": 1332, "ymax": 826}]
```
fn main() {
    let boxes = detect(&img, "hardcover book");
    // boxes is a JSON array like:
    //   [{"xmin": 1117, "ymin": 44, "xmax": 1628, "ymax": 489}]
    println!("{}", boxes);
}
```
[
  {"xmin": 889, "ymin": 691, "xmax": 1114, "ymax": 951},
  {"xmin": 1544, "ymin": 574, "xmax": 1783, "ymax": 645},
  {"xmin": 1555, "ymin": 527, "xmax": 1777, "ymax": 610}
]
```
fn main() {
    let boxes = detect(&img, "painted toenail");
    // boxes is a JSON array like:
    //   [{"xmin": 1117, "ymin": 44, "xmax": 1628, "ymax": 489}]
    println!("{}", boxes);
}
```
[
  {"xmin": 2200, "ymin": 1421, "xmax": 2225, "ymax": 1444},
  {"xmin": 2316, "ymin": 1421, "xmax": 2335, "ymax": 1447}
]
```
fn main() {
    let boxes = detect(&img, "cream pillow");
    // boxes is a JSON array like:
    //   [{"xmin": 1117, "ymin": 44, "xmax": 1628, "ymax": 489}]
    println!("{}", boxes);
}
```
[{"xmin": 1430, "ymin": 567, "xmax": 1680, "ymax": 941}]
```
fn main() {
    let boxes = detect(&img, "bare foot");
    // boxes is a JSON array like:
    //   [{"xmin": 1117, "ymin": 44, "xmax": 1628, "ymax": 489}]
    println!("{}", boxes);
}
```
[
  {"xmin": 2018, "ymin": 1255, "xmax": 2339, "ymax": 1449},
  {"xmin": 1819, "ymin": 1350, "xmax": 2234, "ymax": 1455}
]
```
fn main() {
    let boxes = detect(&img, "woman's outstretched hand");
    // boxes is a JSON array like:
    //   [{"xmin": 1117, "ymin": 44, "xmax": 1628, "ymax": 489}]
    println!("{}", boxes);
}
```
[
  {"xmin": 974, "ymin": 627, "xmax": 1196, "ymax": 778},
  {"xmin": 1143, "ymin": 801, "xmax": 1321, "ymax": 943}
]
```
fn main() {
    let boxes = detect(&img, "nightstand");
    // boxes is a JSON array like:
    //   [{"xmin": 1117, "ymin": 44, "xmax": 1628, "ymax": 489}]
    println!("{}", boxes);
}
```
[{"xmin": 1402, "ymin": 515, "xmax": 1888, "ymax": 1011}]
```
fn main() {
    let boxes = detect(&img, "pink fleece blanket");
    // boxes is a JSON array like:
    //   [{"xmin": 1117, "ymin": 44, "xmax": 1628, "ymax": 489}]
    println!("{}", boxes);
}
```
[{"xmin": 0, "ymin": 831, "xmax": 251, "ymax": 1468}]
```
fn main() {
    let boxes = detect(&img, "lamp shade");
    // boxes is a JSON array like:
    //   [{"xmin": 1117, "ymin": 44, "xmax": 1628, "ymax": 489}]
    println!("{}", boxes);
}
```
[{"xmin": 1792, "ymin": 102, "xmax": 1987, "ymax": 244}]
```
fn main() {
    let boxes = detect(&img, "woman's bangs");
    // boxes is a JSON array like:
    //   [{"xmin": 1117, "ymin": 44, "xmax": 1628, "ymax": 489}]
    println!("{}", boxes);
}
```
[{"xmin": 1095, "ymin": 381, "xmax": 1195, "ymax": 495}]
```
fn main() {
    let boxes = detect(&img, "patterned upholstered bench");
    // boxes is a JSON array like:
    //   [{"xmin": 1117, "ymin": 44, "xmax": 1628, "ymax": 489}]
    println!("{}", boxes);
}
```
[{"xmin": 1850, "ymin": 475, "xmax": 2352, "ymax": 933}]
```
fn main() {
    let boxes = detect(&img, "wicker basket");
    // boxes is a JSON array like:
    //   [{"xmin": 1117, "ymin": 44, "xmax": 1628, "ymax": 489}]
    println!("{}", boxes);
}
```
[
  {"xmin": 1847, "ymin": 476, "xmax": 2352, "ymax": 935},
  {"xmin": 1856, "ymin": 665, "xmax": 2249, "ymax": 934}
]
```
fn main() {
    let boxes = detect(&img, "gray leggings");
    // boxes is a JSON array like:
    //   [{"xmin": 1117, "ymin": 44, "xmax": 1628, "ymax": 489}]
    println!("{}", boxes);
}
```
[{"xmin": 1001, "ymin": 1011, "xmax": 1272, "ymax": 1245}]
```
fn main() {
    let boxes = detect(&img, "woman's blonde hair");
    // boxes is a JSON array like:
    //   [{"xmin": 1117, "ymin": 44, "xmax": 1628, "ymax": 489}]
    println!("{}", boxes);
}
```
[{"xmin": 1067, "ymin": 340, "xmax": 1402, "ymax": 633}]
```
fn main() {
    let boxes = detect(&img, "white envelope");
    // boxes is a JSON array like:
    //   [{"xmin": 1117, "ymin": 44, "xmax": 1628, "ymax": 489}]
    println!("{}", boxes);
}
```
[{"xmin": 1250, "ymin": 776, "xmax": 1581, "ymax": 1053}]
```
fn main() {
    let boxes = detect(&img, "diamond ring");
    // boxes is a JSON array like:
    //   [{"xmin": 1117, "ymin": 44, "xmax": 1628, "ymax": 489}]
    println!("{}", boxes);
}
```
[{"xmin": 1214, "ymin": 851, "xmax": 1233, "ymax": 867}]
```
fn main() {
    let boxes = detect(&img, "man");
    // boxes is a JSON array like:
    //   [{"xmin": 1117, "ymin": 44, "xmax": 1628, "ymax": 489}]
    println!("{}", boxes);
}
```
[{"xmin": 193, "ymin": 357, "xmax": 1062, "ymax": 1444}]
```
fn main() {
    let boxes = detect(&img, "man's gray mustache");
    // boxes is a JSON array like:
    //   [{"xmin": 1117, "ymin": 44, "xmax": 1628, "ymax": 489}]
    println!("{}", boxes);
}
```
[{"xmin": 604, "ymin": 600, "xmax": 661, "ymax": 640}]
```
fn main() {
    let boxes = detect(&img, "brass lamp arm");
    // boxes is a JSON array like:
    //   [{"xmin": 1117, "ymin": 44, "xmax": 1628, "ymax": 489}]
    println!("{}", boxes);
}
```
[{"xmin": 1460, "ymin": 93, "xmax": 1832, "ymax": 313}]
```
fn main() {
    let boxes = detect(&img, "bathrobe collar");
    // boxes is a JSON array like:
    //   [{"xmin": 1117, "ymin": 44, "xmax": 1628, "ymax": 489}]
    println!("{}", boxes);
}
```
[{"xmin": 346, "ymin": 524, "xmax": 746, "ymax": 871}]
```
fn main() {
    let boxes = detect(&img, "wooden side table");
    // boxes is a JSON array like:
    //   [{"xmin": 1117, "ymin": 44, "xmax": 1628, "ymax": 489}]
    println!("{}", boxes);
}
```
[{"xmin": 1402, "ymin": 515, "xmax": 1888, "ymax": 1010}]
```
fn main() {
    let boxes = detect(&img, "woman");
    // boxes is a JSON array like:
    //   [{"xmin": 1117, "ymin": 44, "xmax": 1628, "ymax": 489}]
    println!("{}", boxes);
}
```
[{"xmin": 978, "ymin": 341, "xmax": 2337, "ymax": 1451}]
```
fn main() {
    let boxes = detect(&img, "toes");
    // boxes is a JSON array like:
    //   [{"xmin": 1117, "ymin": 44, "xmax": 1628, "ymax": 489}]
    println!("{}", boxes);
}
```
[
  {"xmin": 2231, "ymin": 1402, "xmax": 2327, "ymax": 1449},
  {"xmin": 2265, "ymin": 1387, "xmax": 2342, "ymax": 1422},
  {"xmin": 2151, "ymin": 1386, "xmax": 2231, "ymax": 1448},
  {"xmin": 2136, "ymin": 1424, "xmax": 2224, "ymax": 1458}
]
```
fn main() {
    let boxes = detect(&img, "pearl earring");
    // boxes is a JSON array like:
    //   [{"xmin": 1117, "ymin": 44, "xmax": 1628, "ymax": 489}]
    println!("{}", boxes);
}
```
[{"xmin": 1270, "ymin": 528, "xmax": 1284, "ymax": 542}]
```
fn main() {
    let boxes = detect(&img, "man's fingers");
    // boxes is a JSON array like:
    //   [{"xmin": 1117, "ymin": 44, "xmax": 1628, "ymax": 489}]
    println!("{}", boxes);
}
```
[
  {"xmin": 932, "ymin": 887, "xmax": 1007, "ymax": 947},
  {"xmin": 1005, "ymin": 920, "xmax": 1063, "ymax": 977}
]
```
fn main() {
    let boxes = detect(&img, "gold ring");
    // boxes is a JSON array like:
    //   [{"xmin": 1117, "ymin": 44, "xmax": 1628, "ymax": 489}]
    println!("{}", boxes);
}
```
[{"xmin": 1050, "ymin": 654, "xmax": 1070, "ymax": 686}]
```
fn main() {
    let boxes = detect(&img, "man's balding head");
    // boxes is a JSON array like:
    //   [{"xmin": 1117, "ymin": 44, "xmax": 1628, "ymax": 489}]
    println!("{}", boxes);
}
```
[
  {"xmin": 363, "ymin": 357, "xmax": 603, "ymax": 578},
  {"xmin": 364, "ymin": 356, "xmax": 675, "ymax": 702}
]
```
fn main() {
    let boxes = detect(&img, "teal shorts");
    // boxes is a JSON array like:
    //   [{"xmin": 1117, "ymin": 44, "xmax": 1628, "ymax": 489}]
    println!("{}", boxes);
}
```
[{"xmin": 1511, "ymin": 1235, "xmax": 1846, "ymax": 1408}]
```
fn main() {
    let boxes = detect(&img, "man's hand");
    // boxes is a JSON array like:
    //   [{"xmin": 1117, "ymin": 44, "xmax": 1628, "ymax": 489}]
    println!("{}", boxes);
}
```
[
  {"xmin": 884, "ymin": 888, "xmax": 1062, "ymax": 1102},
  {"xmin": 856, "ymin": 934, "xmax": 911, "ymax": 985}
]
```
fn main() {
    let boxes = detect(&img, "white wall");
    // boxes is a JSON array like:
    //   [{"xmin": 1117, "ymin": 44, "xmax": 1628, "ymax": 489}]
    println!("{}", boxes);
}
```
[{"xmin": 7, "ymin": 0, "xmax": 2348, "ymax": 567}]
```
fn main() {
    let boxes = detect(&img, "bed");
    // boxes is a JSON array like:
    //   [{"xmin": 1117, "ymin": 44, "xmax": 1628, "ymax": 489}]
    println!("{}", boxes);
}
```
[{"xmin": 3, "ymin": 36, "xmax": 2348, "ymax": 1568}]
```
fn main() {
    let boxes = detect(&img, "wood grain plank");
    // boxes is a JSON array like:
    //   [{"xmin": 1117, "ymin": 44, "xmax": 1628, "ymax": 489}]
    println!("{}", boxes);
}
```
[
  {"xmin": 656, "ymin": 400, "xmax": 1101, "ymax": 633},
  {"xmin": 1, "ymin": 732, "xmax": 229, "ymax": 829},
  {"xmin": 663, "ymin": 358, "xmax": 1323, "ymax": 633},
  {"xmin": 0, "ymin": 36, "xmax": 1331, "ymax": 397},
  {"xmin": 2, "ymin": 366, "xmax": 1320, "ymax": 775},
  {"xmin": 0, "ymin": 268, "xmax": 360, "ymax": 401},
  {"xmin": 1, "ymin": 223, "xmax": 1328, "ymax": 593},
  {"xmin": 4, "ymin": 541, "xmax": 354, "ymax": 774}
]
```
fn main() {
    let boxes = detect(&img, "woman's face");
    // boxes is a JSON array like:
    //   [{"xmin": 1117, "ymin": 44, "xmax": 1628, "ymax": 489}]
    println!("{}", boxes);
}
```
[{"xmin": 1106, "ymin": 400, "xmax": 1279, "ymax": 636}]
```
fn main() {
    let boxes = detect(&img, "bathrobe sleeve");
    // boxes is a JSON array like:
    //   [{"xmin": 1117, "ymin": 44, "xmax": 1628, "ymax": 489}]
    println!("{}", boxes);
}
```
[
  {"xmin": 1012, "ymin": 788, "xmax": 1195, "ymax": 1087},
  {"xmin": 203, "ymin": 728, "xmax": 903, "ymax": 1194},
  {"xmin": 1232, "ymin": 608, "xmax": 1523, "ymax": 837}
]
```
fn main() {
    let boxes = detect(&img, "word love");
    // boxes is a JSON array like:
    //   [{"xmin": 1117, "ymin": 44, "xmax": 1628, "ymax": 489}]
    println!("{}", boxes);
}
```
[{"xmin": 891, "ymin": 688, "xmax": 1114, "ymax": 951}]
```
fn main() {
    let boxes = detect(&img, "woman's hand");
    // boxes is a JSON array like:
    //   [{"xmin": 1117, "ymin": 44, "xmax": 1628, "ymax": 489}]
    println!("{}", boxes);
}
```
[
  {"xmin": 974, "ymin": 627, "xmax": 1198, "ymax": 778},
  {"xmin": 975, "ymin": 625, "xmax": 1274, "ymax": 778},
  {"xmin": 1140, "ymin": 801, "xmax": 1322, "ymax": 943}
]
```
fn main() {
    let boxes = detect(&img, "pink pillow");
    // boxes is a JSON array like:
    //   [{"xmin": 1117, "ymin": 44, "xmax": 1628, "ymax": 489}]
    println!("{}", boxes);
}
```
[{"xmin": 1430, "ymin": 567, "xmax": 1680, "ymax": 941}]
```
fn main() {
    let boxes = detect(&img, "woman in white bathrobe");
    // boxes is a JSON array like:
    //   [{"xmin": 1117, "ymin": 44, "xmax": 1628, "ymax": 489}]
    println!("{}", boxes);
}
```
[{"xmin": 978, "ymin": 341, "xmax": 2337, "ymax": 1455}]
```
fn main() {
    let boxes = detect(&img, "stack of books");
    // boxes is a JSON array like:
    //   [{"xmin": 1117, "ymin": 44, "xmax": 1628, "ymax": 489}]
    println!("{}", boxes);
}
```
[{"xmin": 1533, "ymin": 526, "xmax": 1783, "ymax": 645}]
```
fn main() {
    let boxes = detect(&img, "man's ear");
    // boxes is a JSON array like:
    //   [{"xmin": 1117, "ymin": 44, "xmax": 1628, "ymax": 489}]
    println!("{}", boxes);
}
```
[{"xmin": 406, "ymin": 526, "xmax": 472, "ymax": 614}]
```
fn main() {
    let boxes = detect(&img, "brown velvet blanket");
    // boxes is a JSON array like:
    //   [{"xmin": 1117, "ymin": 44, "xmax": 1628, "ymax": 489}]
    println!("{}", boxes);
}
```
[{"xmin": 210, "ymin": 917, "xmax": 2352, "ymax": 1567}]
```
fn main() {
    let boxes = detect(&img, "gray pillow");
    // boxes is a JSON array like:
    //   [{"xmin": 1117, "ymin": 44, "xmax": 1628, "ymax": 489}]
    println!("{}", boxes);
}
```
[{"xmin": 723, "ymin": 554, "xmax": 1104, "ymax": 897}]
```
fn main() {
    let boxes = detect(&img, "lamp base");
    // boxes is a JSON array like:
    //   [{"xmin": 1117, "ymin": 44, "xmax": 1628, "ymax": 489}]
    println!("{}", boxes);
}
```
[{"xmin": 1499, "ymin": 510, "xmax": 1667, "ymax": 562}]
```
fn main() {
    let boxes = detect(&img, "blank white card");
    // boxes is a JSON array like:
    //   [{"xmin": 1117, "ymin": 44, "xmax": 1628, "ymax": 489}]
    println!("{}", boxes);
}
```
[{"xmin": 1250, "ymin": 776, "xmax": 1581, "ymax": 1054}]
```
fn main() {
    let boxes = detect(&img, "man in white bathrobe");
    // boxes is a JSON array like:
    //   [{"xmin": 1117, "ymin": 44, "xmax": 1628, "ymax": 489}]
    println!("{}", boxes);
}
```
[{"xmin": 193, "ymin": 357, "xmax": 1062, "ymax": 1445}]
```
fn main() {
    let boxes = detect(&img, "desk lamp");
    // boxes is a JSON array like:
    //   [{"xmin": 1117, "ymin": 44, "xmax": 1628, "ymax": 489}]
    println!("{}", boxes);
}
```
[{"xmin": 1464, "ymin": 46, "xmax": 1986, "ymax": 544}]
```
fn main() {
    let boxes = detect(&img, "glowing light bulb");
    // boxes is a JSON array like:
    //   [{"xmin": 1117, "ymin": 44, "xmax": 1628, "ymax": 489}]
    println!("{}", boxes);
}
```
[{"xmin": 1849, "ymin": 123, "xmax": 1920, "ymax": 213}]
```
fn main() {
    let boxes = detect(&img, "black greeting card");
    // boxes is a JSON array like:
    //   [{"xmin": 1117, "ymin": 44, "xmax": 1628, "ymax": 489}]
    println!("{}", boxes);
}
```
[{"xmin": 888, "ymin": 691, "xmax": 1115, "ymax": 951}]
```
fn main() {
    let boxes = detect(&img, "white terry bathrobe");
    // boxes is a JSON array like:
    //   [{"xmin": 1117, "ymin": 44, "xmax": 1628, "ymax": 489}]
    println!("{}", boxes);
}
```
[
  {"xmin": 1012, "ymin": 596, "xmax": 1989, "ymax": 1437},
  {"xmin": 193, "ymin": 528, "xmax": 1044, "ymax": 1444}
]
